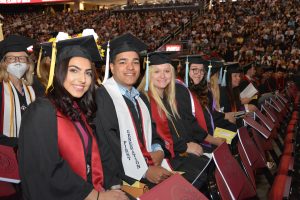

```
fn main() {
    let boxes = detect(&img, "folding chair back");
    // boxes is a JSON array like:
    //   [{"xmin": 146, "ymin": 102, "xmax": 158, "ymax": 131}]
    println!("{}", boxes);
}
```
[{"xmin": 213, "ymin": 143, "xmax": 256, "ymax": 200}]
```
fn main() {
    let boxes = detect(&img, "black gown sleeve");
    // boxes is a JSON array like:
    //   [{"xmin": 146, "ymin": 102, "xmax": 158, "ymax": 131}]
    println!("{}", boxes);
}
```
[
  {"xmin": 94, "ymin": 87, "xmax": 130, "ymax": 183},
  {"xmin": 18, "ymin": 98, "xmax": 93, "ymax": 200},
  {"xmin": 219, "ymin": 86, "xmax": 232, "ymax": 113},
  {"xmin": 239, "ymin": 79, "xmax": 249, "ymax": 94},
  {"xmin": 175, "ymin": 83, "xmax": 208, "ymax": 143}
]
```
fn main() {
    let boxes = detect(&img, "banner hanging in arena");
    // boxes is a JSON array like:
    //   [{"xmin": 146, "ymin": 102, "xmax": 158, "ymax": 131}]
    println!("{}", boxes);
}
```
[{"xmin": 0, "ymin": 0, "xmax": 71, "ymax": 4}]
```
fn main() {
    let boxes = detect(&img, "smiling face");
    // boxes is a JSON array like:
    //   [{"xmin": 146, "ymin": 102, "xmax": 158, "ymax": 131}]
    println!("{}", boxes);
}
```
[
  {"xmin": 110, "ymin": 51, "xmax": 140, "ymax": 90},
  {"xmin": 150, "ymin": 63, "xmax": 172, "ymax": 95},
  {"xmin": 63, "ymin": 56, "xmax": 92, "ymax": 98},
  {"xmin": 189, "ymin": 63, "xmax": 205, "ymax": 85}
]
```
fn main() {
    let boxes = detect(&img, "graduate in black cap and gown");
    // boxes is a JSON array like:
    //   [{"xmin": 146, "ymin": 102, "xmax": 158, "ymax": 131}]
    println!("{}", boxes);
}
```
[
  {"xmin": 239, "ymin": 62, "xmax": 259, "ymax": 106},
  {"xmin": 94, "ymin": 33, "xmax": 172, "ymax": 187},
  {"xmin": 18, "ymin": 36, "xmax": 128, "ymax": 200},
  {"xmin": 0, "ymin": 35, "xmax": 36, "ymax": 139},
  {"xmin": 178, "ymin": 55, "xmax": 231, "ymax": 146},
  {"xmin": 181, "ymin": 56, "xmax": 237, "ymax": 132},
  {"xmin": 219, "ymin": 62, "xmax": 257, "ymax": 113},
  {"xmin": 138, "ymin": 52, "xmax": 210, "ymax": 190}
]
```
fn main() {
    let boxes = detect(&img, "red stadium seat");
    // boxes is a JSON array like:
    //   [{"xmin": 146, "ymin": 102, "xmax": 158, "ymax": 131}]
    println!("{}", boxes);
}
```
[
  {"xmin": 268, "ymin": 175, "xmax": 292, "ymax": 200},
  {"xmin": 213, "ymin": 143, "xmax": 256, "ymax": 199}
]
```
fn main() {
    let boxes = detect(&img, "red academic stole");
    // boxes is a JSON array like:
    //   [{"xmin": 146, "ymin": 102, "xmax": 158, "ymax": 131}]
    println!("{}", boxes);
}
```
[
  {"xmin": 128, "ymin": 103, "xmax": 154, "ymax": 166},
  {"xmin": 56, "ymin": 111, "xmax": 104, "ymax": 191},
  {"xmin": 149, "ymin": 95, "xmax": 175, "ymax": 158}
]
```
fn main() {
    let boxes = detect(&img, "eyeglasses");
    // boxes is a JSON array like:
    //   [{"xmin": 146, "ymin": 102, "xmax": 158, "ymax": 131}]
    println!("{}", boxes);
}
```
[
  {"xmin": 191, "ymin": 68, "xmax": 205, "ymax": 74},
  {"xmin": 4, "ymin": 56, "xmax": 29, "ymax": 63}
]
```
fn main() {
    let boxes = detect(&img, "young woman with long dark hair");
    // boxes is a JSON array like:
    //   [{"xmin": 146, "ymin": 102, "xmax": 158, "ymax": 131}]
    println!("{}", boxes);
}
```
[{"xmin": 18, "ymin": 36, "xmax": 128, "ymax": 200}]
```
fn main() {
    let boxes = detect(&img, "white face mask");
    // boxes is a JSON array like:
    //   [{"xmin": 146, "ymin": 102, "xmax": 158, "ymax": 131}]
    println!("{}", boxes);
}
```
[{"xmin": 7, "ymin": 62, "xmax": 28, "ymax": 79}]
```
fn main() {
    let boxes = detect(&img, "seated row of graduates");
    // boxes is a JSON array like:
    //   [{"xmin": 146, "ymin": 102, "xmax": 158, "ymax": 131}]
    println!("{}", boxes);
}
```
[{"xmin": 18, "ymin": 33, "xmax": 248, "ymax": 200}]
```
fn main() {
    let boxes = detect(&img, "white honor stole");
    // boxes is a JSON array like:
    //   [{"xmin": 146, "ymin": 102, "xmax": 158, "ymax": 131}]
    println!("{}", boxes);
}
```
[
  {"xmin": 104, "ymin": 78, "xmax": 171, "ymax": 181},
  {"xmin": 3, "ymin": 81, "xmax": 35, "ymax": 137}
]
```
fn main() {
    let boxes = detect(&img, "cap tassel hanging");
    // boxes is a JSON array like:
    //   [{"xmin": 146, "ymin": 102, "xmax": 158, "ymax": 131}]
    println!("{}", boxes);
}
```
[
  {"xmin": 102, "ymin": 41, "xmax": 110, "ymax": 84},
  {"xmin": 218, "ymin": 67, "xmax": 223, "ymax": 84},
  {"xmin": 45, "ymin": 41, "xmax": 57, "ymax": 94},
  {"xmin": 185, "ymin": 57, "xmax": 189, "ymax": 86},
  {"xmin": 221, "ymin": 68, "xmax": 227, "ymax": 87},
  {"xmin": 36, "ymin": 47, "xmax": 43, "ymax": 78},
  {"xmin": 206, "ymin": 62, "xmax": 212, "ymax": 83},
  {"xmin": 144, "ymin": 54, "xmax": 150, "ymax": 91}
]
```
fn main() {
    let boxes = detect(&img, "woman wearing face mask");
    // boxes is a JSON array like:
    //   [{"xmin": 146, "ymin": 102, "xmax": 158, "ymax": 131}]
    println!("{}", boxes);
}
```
[
  {"xmin": 18, "ymin": 36, "xmax": 128, "ymax": 200},
  {"xmin": 138, "ymin": 52, "xmax": 210, "ymax": 191},
  {"xmin": 0, "ymin": 35, "xmax": 36, "ymax": 138}
]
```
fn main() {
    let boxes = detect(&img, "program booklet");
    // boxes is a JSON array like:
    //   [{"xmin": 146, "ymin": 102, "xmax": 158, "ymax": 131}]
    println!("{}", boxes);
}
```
[
  {"xmin": 240, "ymin": 83, "xmax": 258, "ymax": 99},
  {"xmin": 213, "ymin": 127, "xmax": 237, "ymax": 144}
]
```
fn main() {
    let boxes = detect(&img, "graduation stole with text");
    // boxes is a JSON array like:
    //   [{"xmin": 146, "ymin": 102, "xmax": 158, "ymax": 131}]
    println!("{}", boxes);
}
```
[
  {"xmin": 104, "ymin": 78, "xmax": 153, "ymax": 180},
  {"xmin": 0, "ymin": 81, "xmax": 35, "ymax": 137}
]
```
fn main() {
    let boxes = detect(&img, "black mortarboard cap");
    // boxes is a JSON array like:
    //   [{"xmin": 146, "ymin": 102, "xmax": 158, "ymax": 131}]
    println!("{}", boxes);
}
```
[
  {"xmin": 179, "ymin": 55, "xmax": 209, "ymax": 86},
  {"xmin": 40, "ymin": 35, "xmax": 101, "ymax": 93},
  {"xmin": 221, "ymin": 62, "xmax": 241, "ymax": 87},
  {"xmin": 180, "ymin": 55, "xmax": 208, "ymax": 66},
  {"xmin": 224, "ymin": 62, "xmax": 242, "ymax": 73},
  {"xmin": 0, "ymin": 35, "xmax": 35, "ymax": 60},
  {"xmin": 40, "ymin": 35, "xmax": 101, "ymax": 63},
  {"xmin": 242, "ymin": 62, "xmax": 254, "ymax": 73},
  {"xmin": 103, "ymin": 33, "xmax": 148, "ymax": 62},
  {"xmin": 205, "ymin": 57, "xmax": 224, "ymax": 77},
  {"xmin": 148, "ymin": 51, "xmax": 174, "ymax": 65},
  {"xmin": 144, "ymin": 51, "xmax": 175, "ymax": 91}
]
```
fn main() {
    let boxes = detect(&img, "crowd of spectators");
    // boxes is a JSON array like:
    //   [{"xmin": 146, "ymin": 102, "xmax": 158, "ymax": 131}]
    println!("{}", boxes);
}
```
[
  {"xmin": 2, "ymin": 5, "xmax": 194, "ymax": 51},
  {"xmin": 176, "ymin": 0, "xmax": 300, "ymax": 74},
  {"xmin": 1, "ymin": 0, "xmax": 299, "ymax": 72}
]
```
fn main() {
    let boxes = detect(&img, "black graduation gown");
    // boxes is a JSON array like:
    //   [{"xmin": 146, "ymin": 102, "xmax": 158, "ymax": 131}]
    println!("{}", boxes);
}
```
[
  {"xmin": 258, "ymin": 77, "xmax": 276, "ymax": 94},
  {"xmin": 207, "ymin": 90, "xmax": 237, "ymax": 132},
  {"xmin": 175, "ymin": 83, "xmax": 208, "ymax": 143},
  {"xmin": 147, "ymin": 96, "xmax": 209, "ymax": 187},
  {"xmin": 94, "ymin": 86, "xmax": 166, "ymax": 185},
  {"xmin": 18, "ymin": 98, "xmax": 119, "ymax": 200},
  {"xmin": 176, "ymin": 83, "xmax": 237, "ymax": 136}
]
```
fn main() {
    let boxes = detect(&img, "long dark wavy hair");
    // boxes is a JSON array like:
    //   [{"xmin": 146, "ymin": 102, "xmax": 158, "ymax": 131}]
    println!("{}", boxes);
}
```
[
  {"xmin": 47, "ymin": 57, "xmax": 97, "ymax": 124},
  {"xmin": 188, "ymin": 66, "xmax": 209, "ymax": 107},
  {"xmin": 225, "ymin": 72, "xmax": 242, "ymax": 112}
]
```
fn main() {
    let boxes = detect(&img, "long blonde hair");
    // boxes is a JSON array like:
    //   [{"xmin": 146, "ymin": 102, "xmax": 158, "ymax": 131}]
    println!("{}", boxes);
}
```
[
  {"xmin": 0, "ymin": 56, "xmax": 35, "ymax": 85},
  {"xmin": 209, "ymin": 72, "xmax": 221, "ymax": 111},
  {"xmin": 138, "ymin": 64, "xmax": 180, "ymax": 120},
  {"xmin": 37, "ymin": 56, "xmax": 51, "ymax": 88}
]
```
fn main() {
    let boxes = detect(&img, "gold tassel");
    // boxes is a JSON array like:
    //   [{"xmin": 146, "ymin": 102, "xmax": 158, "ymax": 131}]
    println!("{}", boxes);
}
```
[
  {"xmin": 0, "ymin": 22, "xmax": 4, "ymax": 41},
  {"xmin": 46, "ymin": 41, "xmax": 57, "ymax": 93},
  {"xmin": 36, "ymin": 48, "xmax": 43, "ymax": 78}
]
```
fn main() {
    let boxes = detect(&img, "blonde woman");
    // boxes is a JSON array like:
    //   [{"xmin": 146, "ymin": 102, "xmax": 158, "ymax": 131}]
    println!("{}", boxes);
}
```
[
  {"xmin": 138, "ymin": 52, "xmax": 210, "ymax": 191},
  {"xmin": 0, "ymin": 35, "xmax": 36, "ymax": 138}
]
